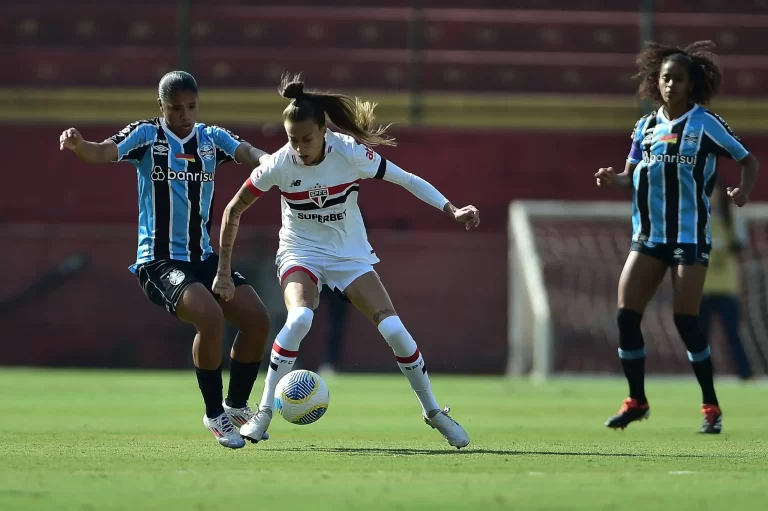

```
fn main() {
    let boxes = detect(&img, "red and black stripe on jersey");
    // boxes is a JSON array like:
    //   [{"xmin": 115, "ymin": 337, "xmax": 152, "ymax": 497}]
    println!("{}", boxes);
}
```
[
  {"xmin": 282, "ymin": 180, "xmax": 360, "ymax": 211},
  {"xmin": 281, "ymin": 157, "xmax": 387, "ymax": 210}
]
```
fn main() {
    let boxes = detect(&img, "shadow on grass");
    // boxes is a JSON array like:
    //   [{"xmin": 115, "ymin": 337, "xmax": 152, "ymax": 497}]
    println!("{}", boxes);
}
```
[{"xmin": 267, "ymin": 446, "xmax": 710, "ymax": 458}]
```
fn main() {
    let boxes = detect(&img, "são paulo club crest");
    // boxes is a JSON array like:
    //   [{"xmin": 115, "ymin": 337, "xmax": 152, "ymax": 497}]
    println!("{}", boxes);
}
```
[{"xmin": 309, "ymin": 184, "xmax": 329, "ymax": 207}]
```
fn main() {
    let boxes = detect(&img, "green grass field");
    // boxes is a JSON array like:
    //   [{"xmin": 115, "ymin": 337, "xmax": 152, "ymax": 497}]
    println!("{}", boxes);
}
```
[{"xmin": 1, "ymin": 368, "xmax": 766, "ymax": 510}]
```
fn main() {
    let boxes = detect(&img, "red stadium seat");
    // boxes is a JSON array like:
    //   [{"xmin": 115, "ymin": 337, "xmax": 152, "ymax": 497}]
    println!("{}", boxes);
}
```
[
  {"xmin": 10, "ymin": 0, "xmax": 768, "ymax": 13},
  {"xmin": 655, "ymin": 13, "xmax": 768, "ymax": 55},
  {"xmin": 422, "ymin": 10, "xmax": 641, "ymax": 54},
  {"xmin": 187, "ymin": 7, "xmax": 410, "ymax": 50},
  {"xmin": 4, "ymin": 6, "xmax": 177, "ymax": 47},
  {"xmin": 3, "ymin": 47, "xmax": 177, "ymax": 87},
  {"xmin": 4, "ymin": 45, "xmax": 768, "ymax": 97},
  {"xmin": 3, "ymin": 2, "xmax": 768, "ymax": 95},
  {"xmin": 7, "ymin": 6, "xmax": 766, "ymax": 57}
]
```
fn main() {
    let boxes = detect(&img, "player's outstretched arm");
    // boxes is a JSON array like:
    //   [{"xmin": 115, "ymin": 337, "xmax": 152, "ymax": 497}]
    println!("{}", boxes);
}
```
[
  {"xmin": 213, "ymin": 183, "xmax": 261, "ymax": 301},
  {"xmin": 234, "ymin": 143, "xmax": 271, "ymax": 167},
  {"xmin": 382, "ymin": 160, "xmax": 479, "ymax": 230},
  {"xmin": 59, "ymin": 128, "xmax": 117, "ymax": 164}
]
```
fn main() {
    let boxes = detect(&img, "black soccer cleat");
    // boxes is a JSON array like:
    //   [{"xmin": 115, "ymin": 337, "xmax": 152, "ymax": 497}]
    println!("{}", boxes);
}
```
[
  {"xmin": 700, "ymin": 405, "xmax": 722, "ymax": 434},
  {"xmin": 605, "ymin": 398, "xmax": 650, "ymax": 430}
]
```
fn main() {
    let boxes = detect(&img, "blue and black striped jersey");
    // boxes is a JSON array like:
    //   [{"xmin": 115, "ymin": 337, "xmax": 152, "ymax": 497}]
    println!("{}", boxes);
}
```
[
  {"xmin": 627, "ymin": 105, "xmax": 749, "ymax": 246},
  {"xmin": 108, "ymin": 117, "xmax": 245, "ymax": 272}
]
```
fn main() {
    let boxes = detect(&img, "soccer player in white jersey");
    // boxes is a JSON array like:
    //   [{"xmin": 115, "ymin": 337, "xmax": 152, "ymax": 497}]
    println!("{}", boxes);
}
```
[{"xmin": 212, "ymin": 74, "xmax": 479, "ymax": 449}]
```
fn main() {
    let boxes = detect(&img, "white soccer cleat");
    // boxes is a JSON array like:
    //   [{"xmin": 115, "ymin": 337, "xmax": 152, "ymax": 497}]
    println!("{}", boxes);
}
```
[
  {"xmin": 239, "ymin": 407, "xmax": 273, "ymax": 444},
  {"xmin": 202, "ymin": 413, "xmax": 246, "ymax": 449},
  {"xmin": 424, "ymin": 406, "xmax": 470, "ymax": 449},
  {"xmin": 223, "ymin": 402, "xmax": 270, "ymax": 441}
]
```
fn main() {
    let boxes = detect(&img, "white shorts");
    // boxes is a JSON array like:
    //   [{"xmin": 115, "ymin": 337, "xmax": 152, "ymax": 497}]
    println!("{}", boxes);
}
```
[{"xmin": 276, "ymin": 252, "xmax": 376, "ymax": 293}]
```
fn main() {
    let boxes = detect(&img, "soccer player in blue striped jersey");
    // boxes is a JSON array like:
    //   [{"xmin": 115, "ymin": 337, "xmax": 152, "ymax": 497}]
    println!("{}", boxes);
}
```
[
  {"xmin": 59, "ymin": 71, "xmax": 273, "ymax": 448},
  {"xmin": 595, "ymin": 41, "xmax": 759, "ymax": 434}
]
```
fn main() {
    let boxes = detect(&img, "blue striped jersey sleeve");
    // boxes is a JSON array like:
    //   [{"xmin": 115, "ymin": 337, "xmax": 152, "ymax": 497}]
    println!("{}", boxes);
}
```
[
  {"xmin": 108, "ymin": 121, "xmax": 155, "ymax": 162},
  {"xmin": 703, "ymin": 112, "xmax": 749, "ymax": 161},
  {"xmin": 627, "ymin": 115, "xmax": 648, "ymax": 164},
  {"xmin": 209, "ymin": 126, "xmax": 245, "ymax": 165}
]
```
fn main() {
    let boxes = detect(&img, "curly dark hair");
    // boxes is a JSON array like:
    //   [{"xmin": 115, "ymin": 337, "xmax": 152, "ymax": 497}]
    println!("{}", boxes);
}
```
[{"xmin": 634, "ymin": 40, "xmax": 722, "ymax": 105}]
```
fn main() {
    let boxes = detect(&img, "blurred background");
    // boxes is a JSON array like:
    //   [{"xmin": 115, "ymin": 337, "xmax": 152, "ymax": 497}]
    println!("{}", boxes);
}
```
[{"xmin": 3, "ymin": 0, "xmax": 768, "ymax": 378}]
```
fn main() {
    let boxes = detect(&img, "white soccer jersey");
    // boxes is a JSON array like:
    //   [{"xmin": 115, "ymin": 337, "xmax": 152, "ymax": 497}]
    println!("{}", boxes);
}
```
[{"xmin": 246, "ymin": 130, "xmax": 387, "ymax": 264}]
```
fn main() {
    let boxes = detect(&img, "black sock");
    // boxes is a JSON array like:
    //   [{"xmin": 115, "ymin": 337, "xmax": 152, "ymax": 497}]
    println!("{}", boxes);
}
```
[
  {"xmin": 225, "ymin": 358, "xmax": 261, "ymax": 409},
  {"xmin": 617, "ymin": 309, "xmax": 647, "ymax": 405},
  {"xmin": 195, "ymin": 365, "xmax": 224, "ymax": 418},
  {"xmin": 621, "ymin": 358, "xmax": 647, "ymax": 405},
  {"xmin": 674, "ymin": 314, "xmax": 719, "ymax": 406},
  {"xmin": 691, "ymin": 356, "xmax": 719, "ymax": 406}
]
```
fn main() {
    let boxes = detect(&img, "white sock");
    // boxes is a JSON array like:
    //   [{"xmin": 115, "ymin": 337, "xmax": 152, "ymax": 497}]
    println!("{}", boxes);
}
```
[
  {"xmin": 377, "ymin": 316, "xmax": 440, "ymax": 414},
  {"xmin": 258, "ymin": 307, "xmax": 313, "ymax": 410}
]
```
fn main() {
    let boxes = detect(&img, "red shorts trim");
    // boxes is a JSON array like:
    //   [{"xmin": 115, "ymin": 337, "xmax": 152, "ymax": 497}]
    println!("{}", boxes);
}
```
[{"xmin": 281, "ymin": 266, "xmax": 319, "ymax": 285}]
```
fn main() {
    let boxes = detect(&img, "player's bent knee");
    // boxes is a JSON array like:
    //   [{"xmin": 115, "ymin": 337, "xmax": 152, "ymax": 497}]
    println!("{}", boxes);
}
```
[
  {"xmin": 197, "ymin": 307, "xmax": 226, "ymax": 336},
  {"xmin": 673, "ymin": 314, "xmax": 708, "ymax": 353},
  {"xmin": 377, "ymin": 315, "xmax": 418, "ymax": 356},
  {"xmin": 279, "ymin": 307, "xmax": 314, "ymax": 350},
  {"xmin": 177, "ymin": 284, "xmax": 225, "ymax": 333},
  {"xmin": 238, "ymin": 301, "xmax": 271, "ymax": 339}
]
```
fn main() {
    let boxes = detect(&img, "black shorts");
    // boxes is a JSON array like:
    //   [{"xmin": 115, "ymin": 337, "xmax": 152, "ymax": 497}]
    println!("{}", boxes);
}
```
[
  {"xmin": 135, "ymin": 253, "xmax": 249, "ymax": 315},
  {"xmin": 630, "ymin": 241, "xmax": 710, "ymax": 267}
]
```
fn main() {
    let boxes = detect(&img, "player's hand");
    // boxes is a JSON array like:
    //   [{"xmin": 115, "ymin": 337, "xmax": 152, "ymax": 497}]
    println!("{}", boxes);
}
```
[
  {"xmin": 59, "ymin": 128, "xmax": 83, "ymax": 151},
  {"xmin": 453, "ymin": 205, "xmax": 480, "ymax": 230},
  {"xmin": 212, "ymin": 274, "xmax": 236, "ymax": 302},
  {"xmin": 727, "ymin": 187, "xmax": 749, "ymax": 207},
  {"xmin": 595, "ymin": 167, "xmax": 615, "ymax": 187}
]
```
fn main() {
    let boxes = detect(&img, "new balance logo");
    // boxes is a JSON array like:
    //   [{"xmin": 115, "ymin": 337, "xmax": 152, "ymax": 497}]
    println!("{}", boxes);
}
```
[{"xmin": 290, "ymin": 180, "xmax": 302, "ymax": 187}]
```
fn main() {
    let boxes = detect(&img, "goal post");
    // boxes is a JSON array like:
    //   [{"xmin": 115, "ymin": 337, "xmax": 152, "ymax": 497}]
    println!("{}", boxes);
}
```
[{"xmin": 507, "ymin": 199, "xmax": 768, "ymax": 380}]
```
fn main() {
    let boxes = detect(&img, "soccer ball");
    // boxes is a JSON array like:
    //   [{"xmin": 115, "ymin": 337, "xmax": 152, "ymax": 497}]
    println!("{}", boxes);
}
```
[{"xmin": 274, "ymin": 370, "xmax": 330, "ymax": 425}]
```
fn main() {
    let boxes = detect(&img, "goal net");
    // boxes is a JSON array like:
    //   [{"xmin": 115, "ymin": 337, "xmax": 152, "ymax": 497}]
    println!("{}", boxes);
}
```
[{"xmin": 507, "ymin": 200, "xmax": 768, "ymax": 380}]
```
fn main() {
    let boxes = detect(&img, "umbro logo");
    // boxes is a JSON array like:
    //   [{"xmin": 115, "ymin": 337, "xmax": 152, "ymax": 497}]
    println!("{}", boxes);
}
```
[
  {"xmin": 290, "ymin": 180, "xmax": 302, "ymax": 187},
  {"xmin": 153, "ymin": 144, "xmax": 169, "ymax": 155}
]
